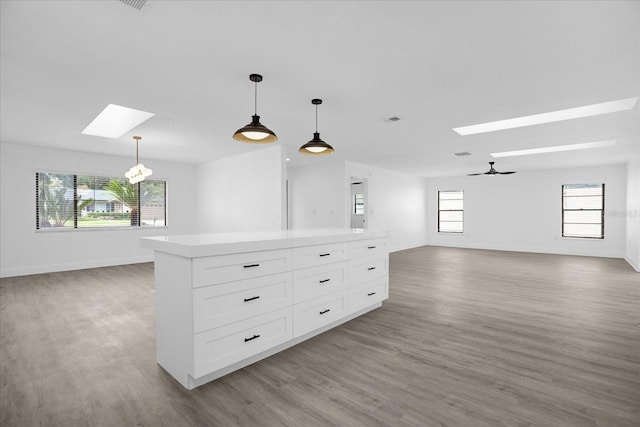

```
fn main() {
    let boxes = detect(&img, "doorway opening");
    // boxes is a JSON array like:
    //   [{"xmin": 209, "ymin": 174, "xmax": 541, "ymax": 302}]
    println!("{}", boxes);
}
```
[{"xmin": 350, "ymin": 177, "xmax": 367, "ymax": 229}]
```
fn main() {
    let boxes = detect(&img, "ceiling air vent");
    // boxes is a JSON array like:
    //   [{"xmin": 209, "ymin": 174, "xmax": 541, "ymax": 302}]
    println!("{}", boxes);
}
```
[
  {"xmin": 452, "ymin": 152, "xmax": 471, "ymax": 157},
  {"xmin": 385, "ymin": 116, "xmax": 401, "ymax": 122},
  {"xmin": 119, "ymin": 0, "xmax": 147, "ymax": 11}
]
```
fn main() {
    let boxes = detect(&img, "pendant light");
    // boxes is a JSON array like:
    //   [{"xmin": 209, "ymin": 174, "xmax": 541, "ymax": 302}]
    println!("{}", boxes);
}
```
[
  {"xmin": 299, "ymin": 98, "xmax": 334, "ymax": 155},
  {"xmin": 233, "ymin": 74, "xmax": 277, "ymax": 143},
  {"xmin": 124, "ymin": 136, "xmax": 153, "ymax": 184}
]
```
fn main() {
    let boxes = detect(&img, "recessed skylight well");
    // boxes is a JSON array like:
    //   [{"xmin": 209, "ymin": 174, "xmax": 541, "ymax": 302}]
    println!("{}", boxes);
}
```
[
  {"xmin": 82, "ymin": 104, "xmax": 154, "ymax": 139},
  {"xmin": 453, "ymin": 97, "xmax": 638, "ymax": 135},
  {"xmin": 491, "ymin": 140, "xmax": 616, "ymax": 158}
]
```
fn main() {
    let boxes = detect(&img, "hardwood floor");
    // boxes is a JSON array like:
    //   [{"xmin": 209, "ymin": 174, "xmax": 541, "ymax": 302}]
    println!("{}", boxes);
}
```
[{"xmin": 1, "ymin": 246, "xmax": 639, "ymax": 426}]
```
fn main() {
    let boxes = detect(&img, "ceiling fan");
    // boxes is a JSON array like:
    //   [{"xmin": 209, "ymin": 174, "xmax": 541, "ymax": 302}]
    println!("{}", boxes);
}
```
[{"xmin": 468, "ymin": 161, "xmax": 516, "ymax": 176}]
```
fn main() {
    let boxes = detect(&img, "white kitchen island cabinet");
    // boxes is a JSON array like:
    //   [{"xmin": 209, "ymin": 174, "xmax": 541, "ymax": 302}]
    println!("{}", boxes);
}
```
[{"xmin": 141, "ymin": 229, "xmax": 389, "ymax": 390}]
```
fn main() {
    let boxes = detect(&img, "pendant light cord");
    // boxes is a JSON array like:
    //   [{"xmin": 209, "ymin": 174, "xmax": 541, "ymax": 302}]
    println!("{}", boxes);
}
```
[
  {"xmin": 133, "ymin": 136, "xmax": 141, "ymax": 165},
  {"xmin": 315, "ymin": 104, "xmax": 318, "ymax": 132},
  {"xmin": 254, "ymin": 80, "xmax": 258, "ymax": 116}
]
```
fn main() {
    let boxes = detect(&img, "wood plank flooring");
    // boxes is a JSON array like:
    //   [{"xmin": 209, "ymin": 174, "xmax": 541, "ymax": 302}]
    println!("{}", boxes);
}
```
[{"xmin": 1, "ymin": 246, "xmax": 639, "ymax": 426}]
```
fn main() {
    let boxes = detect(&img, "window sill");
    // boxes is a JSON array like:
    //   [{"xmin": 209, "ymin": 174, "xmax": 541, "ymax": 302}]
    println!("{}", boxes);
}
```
[{"xmin": 36, "ymin": 226, "xmax": 168, "ymax": 233}]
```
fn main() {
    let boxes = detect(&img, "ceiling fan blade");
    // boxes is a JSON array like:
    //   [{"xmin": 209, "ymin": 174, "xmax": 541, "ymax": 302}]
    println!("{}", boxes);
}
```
[{"xmin": 468, "ymin": 162, "xmax": 517, "ymax": 176}]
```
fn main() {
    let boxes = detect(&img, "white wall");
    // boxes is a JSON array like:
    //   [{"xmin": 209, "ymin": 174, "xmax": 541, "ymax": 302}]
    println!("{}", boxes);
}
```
[
  {"xmin": 427, "ymin": 164, "xmax": 627, "ymax": 258},
  {"xmin": 288, "ymin": 161, "xmax": 347, "ymax": 230},
  {"xmin": 4, "ymin": 139, "xmax": 633, "ymax": 277},
  {"xmin": 0, "ymin": 142, "xmax": 197, "ymax": 277},
  {"xmin": 287, "ymin": 160, "xmax": 429, "ymax": 252},
  {"xmin": 345, "ymin": 161, "xmax": 429, "ymax": 252},
  {"xmin": 626, "ymin": 146, "xmax": 640, "ymax": 271},
  {"xmin": 196, "ymin": 145, "xmax": 286, "ymax": 233}
]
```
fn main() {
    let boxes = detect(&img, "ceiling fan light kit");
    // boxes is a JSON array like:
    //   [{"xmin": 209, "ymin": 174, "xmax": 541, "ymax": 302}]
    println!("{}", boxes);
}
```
[
  {"xmin": 468, "ymin": 161, "xmax": 516, "ymax": 176},
  {"xmin": 233, "ymin": 74, "xmax": 278, "ymax": 144}
]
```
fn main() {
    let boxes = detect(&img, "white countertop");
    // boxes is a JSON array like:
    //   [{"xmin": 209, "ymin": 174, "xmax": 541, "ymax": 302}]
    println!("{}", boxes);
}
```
[{"xmin": 140, "ymin": 228, "xmax": 388, "ymax": 258}]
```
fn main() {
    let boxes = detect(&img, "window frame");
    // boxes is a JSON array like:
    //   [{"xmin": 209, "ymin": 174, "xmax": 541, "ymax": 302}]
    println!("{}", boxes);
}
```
[
  {"xmin": 438, "ymin": 190, "xmax": 464, "ymax": 234},
  {"xmin": 561, "ymin": 183, "xmax": 604, "ymax": 239},
  {"xmin": 35, "ymin": 171, "xmax": 167, "ymax": 232},
  {"xmin": 353, "ymin": 193, "xmax": 365, "ymax": 215}
]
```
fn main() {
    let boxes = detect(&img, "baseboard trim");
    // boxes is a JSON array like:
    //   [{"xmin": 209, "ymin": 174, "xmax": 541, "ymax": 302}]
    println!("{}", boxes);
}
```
[
  {"xmin": 390, "ymin": 240, "xmax": 429, "ymax": 253},
  {"xmin": 0, "ymin": 255, "xmax": 154, "ymax": 278},
  {"xmin": 624, "ymin": 256, "xmax": 640, "ymax": 272},
  {"xmin": 406, "ymin": 241, "xmax": 625, "ymax": 260}
]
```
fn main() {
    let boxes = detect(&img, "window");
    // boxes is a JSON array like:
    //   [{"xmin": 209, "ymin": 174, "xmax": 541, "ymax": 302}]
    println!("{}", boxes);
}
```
[
  {"xmin": 562, "ymin": 183, "xmax": 604, "ymax": 239},
  {"xmin": 438, "ymin": 190, "xmax": 463, "ymax": 233},
  {"xmin": 36, "ymin": 172, "xmax": 166, "ymax": 230},
  {"xmin": 353, "ymin": 193, "xmax": 365, "ymax": 215}
]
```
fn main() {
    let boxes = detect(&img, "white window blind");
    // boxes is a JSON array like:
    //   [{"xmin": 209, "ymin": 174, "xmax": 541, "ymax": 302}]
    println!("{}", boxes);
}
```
[
  {"xmin": 562, "ymin": 183, "xmax": 604, "ymax": 239},
  {"xmin": 353, "ymin": 193, "xmax": 365, "ymax": 215},
  {"xmin": 438, "ymin": 190, "xmax": 463, "ymax": 233},
  {"xmin": 36, "ymin": 172, "xmax": 166, "ymax": 230}
]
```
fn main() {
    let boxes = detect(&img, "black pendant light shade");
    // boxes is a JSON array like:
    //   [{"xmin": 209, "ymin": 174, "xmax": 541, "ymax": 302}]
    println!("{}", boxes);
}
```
[
  {"xmin": 233, "ymin": 114, "xmax": 277, "ymax": 143},
  {"xmin": 233, "ymin": 74, "xmax": 277, "ymax": 143},
  {"xmin": 299, "ymin": 132, "xmax": 334, "ymax": 155},
  {"xmin": 299, "ymin": 99, "xmax": 334, "ymax": 155}
]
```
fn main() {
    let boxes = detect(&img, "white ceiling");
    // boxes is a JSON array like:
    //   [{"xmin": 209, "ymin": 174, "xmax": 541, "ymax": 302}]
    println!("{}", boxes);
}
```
[{"xmin": 1, "ymin": 0, "xmax": 639, "ymax": 178}]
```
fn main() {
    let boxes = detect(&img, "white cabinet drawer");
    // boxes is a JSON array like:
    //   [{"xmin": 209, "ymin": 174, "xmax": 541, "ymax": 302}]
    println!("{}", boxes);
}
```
[
  {"xmin": 348, "ymin": 238, "xmax": 389, "ymax": 259},
  {"xmin": 348, "ymin": 256, "xmax": 388, "ymax": 285},
  {"xmin": 293, "ymin": 291, "xmax": 348, "ymax": 337},
  {"xmin": 348, "ymin": 277, "xmax": 388, "ymax": 313},
  {"xmin": 193, "ymin": 307, "xmax": 292, "ymax": 378},
  {"xmin": 192, "ymin": 249, "xmax": 293, "ymax": 288},
  {"xmin": 193, "ymin": 272, "xmax": 293, "ymax": 333},
  {"xmin": 292, "ymin": 262, "xmax": 347, "ymax": 304},
  {"xmin": 293, "ymin": 243, "xmax": 347, "ymax": 270}
]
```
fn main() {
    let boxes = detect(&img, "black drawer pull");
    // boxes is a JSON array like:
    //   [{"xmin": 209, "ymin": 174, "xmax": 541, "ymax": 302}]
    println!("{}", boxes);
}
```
[
  {"xmin": 319, "ymin": 309, "xmax": 331, "ymax": 315},
  {"xmin": 367, "ymin": 267, "xmax": 376, "ymax": 271},
  {"xmin": 367, "ymin": 246, "xmax": 376, "ymax": 249},
  {"xmin": 367, "ymin": 292, "xmax": 376, "ymax": 296},
  {"xmin": 243, "ymin": 264, "xmax": 260, "ymax": 268},
  {"xmin": 244, "ymin": 334, "xmax": 260, "ymax": 343},
  {"xmin": 319, "ymin": 253, "xmax": 331, "ymax": 257},
  {"xmin": 319, "ymin": 279, "xmax": 331, "ymax": 284},
  {"xmin": 244, "ymin": 296, "xmax": 260, "ymax": 302}
]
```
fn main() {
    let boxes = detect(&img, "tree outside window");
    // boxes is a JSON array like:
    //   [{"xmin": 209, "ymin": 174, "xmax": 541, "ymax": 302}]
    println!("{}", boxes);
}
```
[{"xmin": 36, "ymin": 172, "xmax": 166, "ymax": 230}]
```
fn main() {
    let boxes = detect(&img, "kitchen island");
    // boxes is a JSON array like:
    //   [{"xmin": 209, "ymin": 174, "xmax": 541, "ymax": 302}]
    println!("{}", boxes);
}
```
[{"xmin": 141, "ymin": 229, "xmax": 389, "ymax": 389}]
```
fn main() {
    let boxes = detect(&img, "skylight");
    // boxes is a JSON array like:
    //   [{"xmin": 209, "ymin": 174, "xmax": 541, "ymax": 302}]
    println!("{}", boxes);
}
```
[
  {"xmin": 82, "ymin": 104, "xmax": 154, "ymax": 139},
  {"xmin": 453, "ymin": 97, "xmax": 638, "ymax": 135},
  {"xmin": 491, "ymin": 140, "xmax": 616, "ymax": 158}
]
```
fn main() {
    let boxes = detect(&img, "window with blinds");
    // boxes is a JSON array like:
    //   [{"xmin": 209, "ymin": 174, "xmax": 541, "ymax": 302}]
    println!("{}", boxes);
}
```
[
  {"xmin": 562, "ymin": 183, "xmax": 604, "ymax": 239},
  {"xmin": 353, "ymin": 193, "xmax": 365, "ymax": 215},
  {"xmin": 36, "ymin": 172, "xmax": 166, "ymax": 230},
  {"xmin": 438, "ymin": 190, "xmax": 463, "ymax": 233}
]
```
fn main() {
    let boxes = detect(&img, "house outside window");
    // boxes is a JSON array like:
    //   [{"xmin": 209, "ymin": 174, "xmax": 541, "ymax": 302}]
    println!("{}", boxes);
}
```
[
  {"xmin": 36, "ymin": 172, "xmax": 166, "ymax": 230},
  {"xmin": 438, "ymin": 190, "xmax": 463, "ymax": 233}
]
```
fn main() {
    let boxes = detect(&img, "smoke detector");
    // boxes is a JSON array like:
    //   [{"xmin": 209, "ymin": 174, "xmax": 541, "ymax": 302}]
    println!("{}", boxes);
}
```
[{"xmin": 452, "ymin": 152, "xmax": 472, "ymax": 157}]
